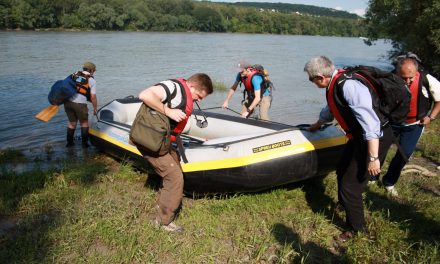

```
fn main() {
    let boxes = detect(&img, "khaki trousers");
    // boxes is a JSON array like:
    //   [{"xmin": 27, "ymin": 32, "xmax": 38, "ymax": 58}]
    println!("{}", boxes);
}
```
[
  {"xmin": 241, "ymin": 96, "xmax": 271, "ymax": 121},
  {"xmin": 144, "ymin": 149, "xmax": 183, "ymax": 225}
]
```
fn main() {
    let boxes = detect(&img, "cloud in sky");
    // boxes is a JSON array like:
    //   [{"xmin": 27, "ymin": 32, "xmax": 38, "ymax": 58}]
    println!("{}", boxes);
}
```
[{"xmin": 351, "ymin": 8, "xmax": 366, "ymax": 17}]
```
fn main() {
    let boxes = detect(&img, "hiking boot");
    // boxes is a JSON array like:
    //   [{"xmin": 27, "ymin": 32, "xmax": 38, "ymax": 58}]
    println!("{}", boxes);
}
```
[
  {"xmin": 66, "ymin": 128, "xmax": 75, "ymax": 147},
  {"xmin": 385, "ymin": 185, "xmax": 399, "ymax": 197},
  {"xmin": 81, "ymin": 127, "xmax": 90, "ymax": 148}
]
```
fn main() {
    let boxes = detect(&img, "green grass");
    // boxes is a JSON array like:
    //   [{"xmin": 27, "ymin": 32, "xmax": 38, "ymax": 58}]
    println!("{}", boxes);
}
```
[
  {"xmin": 213, "ymin": 80, "xmax": 229, "ymax": 92},
  {"xmin": 417, "ymin": 120, "xmax": 440, "ymax": 162},
  {"xmin": 1, "ymin": 126, "xmax": 439, "ymax": 263}
]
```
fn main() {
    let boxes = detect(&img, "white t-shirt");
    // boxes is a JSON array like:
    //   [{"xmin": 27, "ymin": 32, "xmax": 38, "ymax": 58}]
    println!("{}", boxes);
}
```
[{"xmin": 157, "ymin": 80, "xmax": 185, "ymax": 108}]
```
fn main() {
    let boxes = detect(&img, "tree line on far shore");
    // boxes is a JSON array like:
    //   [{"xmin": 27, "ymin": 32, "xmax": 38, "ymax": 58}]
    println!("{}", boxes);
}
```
[
  {"xmin": 0, "ymin": 0, "xmax": 365, "ymax": 37},
  {"xmin": 1, "ymin": 0, "xmax": 438, "ymax": 76}
]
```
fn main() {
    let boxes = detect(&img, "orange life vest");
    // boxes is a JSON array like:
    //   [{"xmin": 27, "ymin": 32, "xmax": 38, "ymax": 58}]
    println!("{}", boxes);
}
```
[{"xmin": 72, "ymin": 71, "xmax": 92, "ymax": 101}]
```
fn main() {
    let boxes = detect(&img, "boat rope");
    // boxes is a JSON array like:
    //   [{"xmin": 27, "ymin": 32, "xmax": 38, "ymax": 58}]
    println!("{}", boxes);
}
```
[
  {"xmin": 401, "ymin": 164, "xmax": 438, "ymax": 177},
  {"xmin": 200, "ymin": 106, "xmax": 313, "ymax": 130}
]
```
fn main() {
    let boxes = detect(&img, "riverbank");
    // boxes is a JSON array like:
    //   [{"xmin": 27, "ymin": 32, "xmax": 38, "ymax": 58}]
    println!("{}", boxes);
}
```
[{"xmin": 1, "ymin": 122, "xmax": 439, "ymax": 263}]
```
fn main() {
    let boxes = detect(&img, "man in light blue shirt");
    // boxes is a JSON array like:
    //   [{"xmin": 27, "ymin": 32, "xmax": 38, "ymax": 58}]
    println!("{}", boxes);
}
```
[{"xmin": 305, "ymin": 56, "xmax": 393, "ymax": 241}]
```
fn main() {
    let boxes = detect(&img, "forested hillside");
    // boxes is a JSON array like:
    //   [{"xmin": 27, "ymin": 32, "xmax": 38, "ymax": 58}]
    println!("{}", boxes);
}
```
[
  {"xmin": 0, "ymin": 0, "xmax": 366, "ymax": 37},
  {"xmin": 227, "ymin": 2, "xmax": 360, "ymax": 19}
]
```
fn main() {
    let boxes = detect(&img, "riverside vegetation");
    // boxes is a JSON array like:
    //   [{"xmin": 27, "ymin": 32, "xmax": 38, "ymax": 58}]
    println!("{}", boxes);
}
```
[{"xmin": 0, "ymin": 122, "xmax": 439, "ymax": 263}]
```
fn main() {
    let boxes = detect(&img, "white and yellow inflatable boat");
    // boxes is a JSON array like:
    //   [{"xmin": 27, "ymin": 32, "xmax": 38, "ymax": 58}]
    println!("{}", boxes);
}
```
[{"xmin": 90, "ymin": 97, "xmax": 347, "ymax": 194}]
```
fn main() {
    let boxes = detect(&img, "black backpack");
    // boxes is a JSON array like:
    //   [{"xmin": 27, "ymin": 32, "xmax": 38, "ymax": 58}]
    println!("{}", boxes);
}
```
[{"xmin": 343, "ymin": 66, "xmax": 411, "ymax": 124}]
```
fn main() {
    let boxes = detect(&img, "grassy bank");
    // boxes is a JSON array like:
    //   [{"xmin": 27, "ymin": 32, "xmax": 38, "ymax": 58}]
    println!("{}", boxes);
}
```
[{"xmin": 1, "ymin": 126, "xmax": 439, "ymax": 263}]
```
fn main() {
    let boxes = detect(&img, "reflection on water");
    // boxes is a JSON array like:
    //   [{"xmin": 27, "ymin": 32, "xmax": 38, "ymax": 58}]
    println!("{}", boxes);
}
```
[{"xmin": 0, "ymin": 32, "xmax": 393, "ymax": 164}]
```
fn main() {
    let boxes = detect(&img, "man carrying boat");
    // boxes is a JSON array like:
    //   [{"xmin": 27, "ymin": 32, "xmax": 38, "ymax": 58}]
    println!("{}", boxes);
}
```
[
  {"xmin": 137, "ymin": 73, "xmax": 213, "ymax": 233},
  {"xmin": 222, "ymin": 62, "xmax": 272, "ymax": 120},
  {"xmin": 304, "ymin": 56, "xmax": 393, "ymax": 241}
]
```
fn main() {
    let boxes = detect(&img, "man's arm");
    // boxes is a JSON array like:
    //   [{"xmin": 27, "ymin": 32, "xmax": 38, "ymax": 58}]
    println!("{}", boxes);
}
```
[
  {"xmin": 222, "ymin": 80, "xmax": 239, "ymax": 108},
  {"xmin": 139, "ymin": 85, "xmax": 186, "ymax": 122},
  {"xmin": 91, "ymin": 94, "xmax": 97, "ymax": 115},
  {"xmin": 343, "ymin": 80, "xmax": 382, "ymax": 175}
]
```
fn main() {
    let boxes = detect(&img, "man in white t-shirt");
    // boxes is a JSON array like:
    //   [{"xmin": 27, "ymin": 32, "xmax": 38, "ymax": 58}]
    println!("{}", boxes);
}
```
[
  {"xmin": 137, "ymin": 73, "xmax": 213, "ymax": 233},
  {"xmin": 64, "ymin": 62, "xmax": 98, "ymax": 148}
]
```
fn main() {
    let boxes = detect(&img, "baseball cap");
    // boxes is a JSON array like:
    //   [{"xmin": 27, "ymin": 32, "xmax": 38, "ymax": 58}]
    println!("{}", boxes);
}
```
[{"xmin": 83, "ymin": 62, "xmax": 96, "ymax": 72}]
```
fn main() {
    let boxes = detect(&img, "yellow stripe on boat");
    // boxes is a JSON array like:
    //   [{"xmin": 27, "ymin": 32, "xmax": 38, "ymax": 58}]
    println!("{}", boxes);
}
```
[
  {"xmin": 90, "ymin": 128, "xmax": 346, "ymax": 172},
  {"xmin": 89, "ymin": 128, "xmax": 142, "ymax": 156}
]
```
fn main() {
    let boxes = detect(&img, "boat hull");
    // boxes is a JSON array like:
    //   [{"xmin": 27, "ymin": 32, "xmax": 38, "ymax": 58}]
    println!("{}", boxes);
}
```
[{"xmin": 90, "ymin": 97, "xmax": 347, "ymax": 194}]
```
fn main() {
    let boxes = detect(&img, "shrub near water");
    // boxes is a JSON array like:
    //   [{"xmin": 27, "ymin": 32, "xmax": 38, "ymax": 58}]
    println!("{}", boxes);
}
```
[{"xmin": 0, "ymin": 149, "xmax": 439, "ymax": 263}]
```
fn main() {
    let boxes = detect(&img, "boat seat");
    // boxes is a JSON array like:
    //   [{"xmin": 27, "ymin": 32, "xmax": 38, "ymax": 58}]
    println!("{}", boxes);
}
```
[
  {"xmin": 99, "ymin": 109, "xmax": 127, "ymax": 124},
  {"xmin": 100, "ymin": 109, "xmax": 114, "ymax": 121}
]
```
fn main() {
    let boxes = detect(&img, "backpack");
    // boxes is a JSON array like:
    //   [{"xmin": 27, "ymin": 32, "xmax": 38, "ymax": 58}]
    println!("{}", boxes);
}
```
[
  {"xmin": 72, "ymin": 71, "xmax": 92, "ymax": 101},
  {"xmin": 241, "ymin": 64, "xmax": 274, "ymax": 102},
  {"xmin": 47, "ymin": 75, "xmax": 77, "ymax": 105},
  {"xmin": 343, "ymin": 65, "xmax": 411, "ymax": 124},
  {"xmin": 252, "ymin": 64, "xmax": 274, "ymax": 96}
]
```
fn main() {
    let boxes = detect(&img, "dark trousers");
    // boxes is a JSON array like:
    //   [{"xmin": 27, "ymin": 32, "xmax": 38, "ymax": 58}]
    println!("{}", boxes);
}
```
[
  {"xmin": 337, "ymin": 126, "xmax": 393, "ymax": 232},
  {"xmin": 382, "ymin": 124, "xmax": 424, "ymax": 187}
]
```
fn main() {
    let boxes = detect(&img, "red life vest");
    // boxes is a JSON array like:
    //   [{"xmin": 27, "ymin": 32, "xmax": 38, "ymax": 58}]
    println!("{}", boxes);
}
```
[
  {"xmin": 406, "ymin": 72, "xmax": 420, "ymax": 123},
  {"xmin": 242, "ymin": 69, "xmax": 260, "ymax": 92},
  {"xmin": 327, "ymin": 69, "xmax": 352, "ymax": 137},
  {"xmin": 406, "ymin": 71, "xmax": 433, "ymax": 123},
  {"xmin": 170, "ymin": 78, "xmax": 193, "ymax": 142},
  {"xmin": 326, "ymin": 69, "xmax": 382, "ymax": 139}
]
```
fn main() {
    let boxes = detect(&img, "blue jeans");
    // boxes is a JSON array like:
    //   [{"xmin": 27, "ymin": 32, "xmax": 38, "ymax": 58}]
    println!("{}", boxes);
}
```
[{"xmin": 382, "ymin": 124, "xmax": 424, "ymax": 187}]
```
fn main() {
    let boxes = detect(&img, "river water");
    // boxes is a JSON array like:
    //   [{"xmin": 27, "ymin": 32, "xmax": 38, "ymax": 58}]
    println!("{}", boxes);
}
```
[{"xmin": 0, "ymin": 31, "xmax": 393, "ymax": 162}]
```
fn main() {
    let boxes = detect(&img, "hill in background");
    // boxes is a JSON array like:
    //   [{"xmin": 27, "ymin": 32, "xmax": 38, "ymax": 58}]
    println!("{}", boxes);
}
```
[{"xmin": 219, "ymin": 1, "xmax": 361, "ymax": 19}]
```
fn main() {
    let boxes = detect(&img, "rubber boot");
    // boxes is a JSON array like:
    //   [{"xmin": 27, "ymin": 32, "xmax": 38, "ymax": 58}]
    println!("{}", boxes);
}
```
[
  {"xmin": 66, "ymin": 128, "xmax": 75, "ymax": 147},
  {"xmin": 81, "ymin": 127, "xmax": 89, "ymax": 148}
]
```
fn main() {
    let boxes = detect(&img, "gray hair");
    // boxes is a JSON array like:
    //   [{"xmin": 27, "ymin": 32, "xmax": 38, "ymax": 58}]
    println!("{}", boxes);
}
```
[
  {"xmin": 396, "ymin": 57, "xmax": 419, "ymax": 72},
  {"xmin": 304, "ymin": 56, "xmax": 334, "ymax": 77}
]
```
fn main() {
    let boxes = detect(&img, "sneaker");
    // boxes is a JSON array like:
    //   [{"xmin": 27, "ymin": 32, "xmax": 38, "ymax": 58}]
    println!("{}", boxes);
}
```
[
  {"xmin": 150, "ymin": 218, "xmax": 183, "ymax": 233},
  {"xmin": 161, "ymin": 221, "xmax": 184, "ymax": 233},
  {"xmin": 385, "ymin": 185, "xmax": 399, "ymax": 197}
]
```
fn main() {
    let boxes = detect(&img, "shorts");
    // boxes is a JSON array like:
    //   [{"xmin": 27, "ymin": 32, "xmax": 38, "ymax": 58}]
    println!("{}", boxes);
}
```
[{"xmin": 64, "ymin": 101, "xmax": 89, "ymax": 123}]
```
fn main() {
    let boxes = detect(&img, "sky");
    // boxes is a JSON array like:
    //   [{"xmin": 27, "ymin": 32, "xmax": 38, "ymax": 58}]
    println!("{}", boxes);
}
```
[{"xmin": 213, "ymin": 0, "xmax": 369, "ymax": 17}]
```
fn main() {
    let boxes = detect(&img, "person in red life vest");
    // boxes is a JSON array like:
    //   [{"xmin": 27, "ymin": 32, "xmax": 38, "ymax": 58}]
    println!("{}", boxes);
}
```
[
  {"xmin": 304, "ymin": 56, "xmax": 394, "ymax": 240},
  {"xmin": 222, "ymin": 62, "xmax": 272, "ymax": 120},
  {"xmin": 374, "ymin": 54, "xmax": 440, "ymax": 196},
  {"xmin": 64, "ymin": 62, "xmax": 98, "ymax": 148},
  {"xmin": 137, "ymin": 73, "xmax": 213, "ymax": 233}
]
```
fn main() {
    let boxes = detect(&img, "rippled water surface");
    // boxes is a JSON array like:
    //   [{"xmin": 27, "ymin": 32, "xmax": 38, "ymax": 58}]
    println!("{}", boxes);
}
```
[{"xmin": 0, "ymin": 31, "xmax": 393, "ymax": 161}]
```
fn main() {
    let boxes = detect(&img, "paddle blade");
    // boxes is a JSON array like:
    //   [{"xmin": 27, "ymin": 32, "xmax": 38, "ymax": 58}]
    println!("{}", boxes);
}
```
[{"xmin": 35, "ymin": 105, "xmax": 59, "ymax": 122}]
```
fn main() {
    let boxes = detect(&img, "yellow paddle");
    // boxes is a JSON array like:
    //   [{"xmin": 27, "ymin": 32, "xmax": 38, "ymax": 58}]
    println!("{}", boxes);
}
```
[{"xmin": 35, "ymin": 105, "xmax": 59, "ymax": 122}]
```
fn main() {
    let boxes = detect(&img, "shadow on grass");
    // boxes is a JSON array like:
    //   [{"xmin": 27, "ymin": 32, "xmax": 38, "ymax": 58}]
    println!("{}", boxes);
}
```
[
  {"xmin": 0, "ymin": 154, "xmax": 109, "ymax": 263},
  {"xmin": 365, "ymin": 191, "xmax": 440, "ymax": 244},
  {"xmin": 272, "ymin": 223, "xmax": 341, "ymax": 263},
  {"xmin": 0, "ymin": 210, "xmax": 61, "ymax": 263},
  {"xmin": 301, "ymin": 175, "xmax": 348, "ymax": 231}
]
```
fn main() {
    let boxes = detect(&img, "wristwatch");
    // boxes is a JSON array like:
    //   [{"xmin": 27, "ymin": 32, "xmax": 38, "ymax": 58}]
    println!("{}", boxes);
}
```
[{"xmin": 368, "ymin": 156, "xmax": 379, "ymax": 162}]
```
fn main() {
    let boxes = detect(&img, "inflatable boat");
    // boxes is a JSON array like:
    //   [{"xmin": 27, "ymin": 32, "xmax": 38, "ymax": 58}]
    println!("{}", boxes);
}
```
[{"xmin": 89, "ymin": 97, "xmax": 347, "ymax": 194}]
